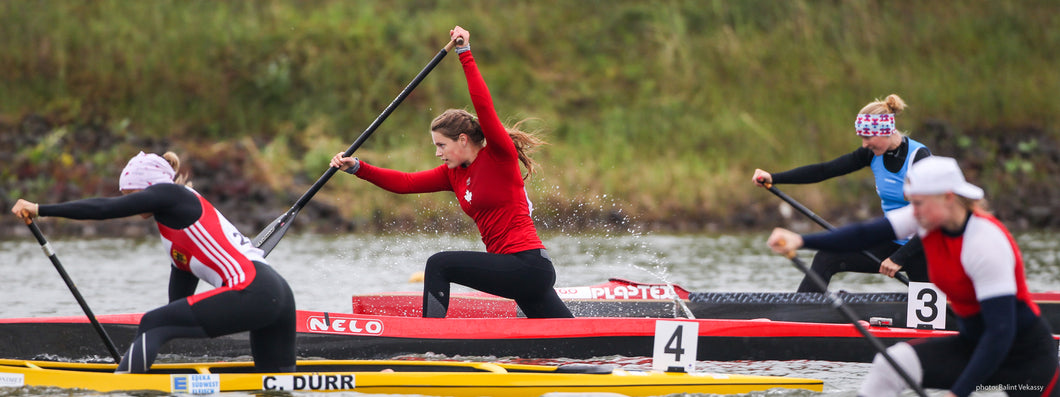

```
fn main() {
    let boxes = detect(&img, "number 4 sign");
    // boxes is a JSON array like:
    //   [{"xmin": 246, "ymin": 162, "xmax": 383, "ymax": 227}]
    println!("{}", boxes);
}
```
[
  {"xmin": 906, "ymin": 282, "xmax": 947, "ymax": 330},
  {"xmin": 652, "ymin": 320, "xmax": 698, "ymax": 372}
]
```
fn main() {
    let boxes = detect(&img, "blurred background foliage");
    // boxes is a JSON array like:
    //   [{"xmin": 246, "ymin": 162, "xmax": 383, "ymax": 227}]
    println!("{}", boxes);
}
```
[{"xmin": 1, "ymin": 0, "xmax": 1058, "ymax": 237}]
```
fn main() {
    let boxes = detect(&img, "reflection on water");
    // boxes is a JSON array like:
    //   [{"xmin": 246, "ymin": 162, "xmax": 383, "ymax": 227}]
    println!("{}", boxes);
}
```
[{"xmin": 2, "ymin": 231, "xmax": 1056, "ymax": 397}]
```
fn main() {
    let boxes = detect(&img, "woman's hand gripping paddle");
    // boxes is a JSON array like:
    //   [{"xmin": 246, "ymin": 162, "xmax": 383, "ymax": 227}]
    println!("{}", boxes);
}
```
[{"xmin": 253, "ymin": 37, "xmax": 465, "ymax": 256}]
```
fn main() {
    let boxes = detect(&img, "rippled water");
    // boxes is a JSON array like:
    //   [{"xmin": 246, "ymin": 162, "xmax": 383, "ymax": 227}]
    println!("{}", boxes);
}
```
[{"xmin": 3, "ymin": 230, "xmax": 1058, "ymax": 397}]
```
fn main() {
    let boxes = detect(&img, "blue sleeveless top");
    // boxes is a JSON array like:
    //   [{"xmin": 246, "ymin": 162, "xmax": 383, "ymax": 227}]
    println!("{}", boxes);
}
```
[{"xmin": 870, "ymin": 137, "xmax": 927, "ymax": 244}]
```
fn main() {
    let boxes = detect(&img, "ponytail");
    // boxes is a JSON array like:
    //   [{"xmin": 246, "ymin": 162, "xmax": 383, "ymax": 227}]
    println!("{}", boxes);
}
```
[
  {"xmin": 162, "ymin": 151, "xmax": 192, "ymax": 187},
  {"xmin": 507, "ymin": 119, "xmax": 547, "ymax": 179}
]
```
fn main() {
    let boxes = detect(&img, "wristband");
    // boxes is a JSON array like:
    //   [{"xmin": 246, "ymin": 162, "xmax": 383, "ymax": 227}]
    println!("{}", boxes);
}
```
[
  {"xmin": 455, "ymin": 45, "xmax": 470, "ymax": 54},
  {"xmin": 343, "ymin": 158, "xmax": 360, "ymax": 174}
]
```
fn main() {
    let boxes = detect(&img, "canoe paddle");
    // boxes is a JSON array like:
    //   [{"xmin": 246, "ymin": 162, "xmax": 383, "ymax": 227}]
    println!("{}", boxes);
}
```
[
  {"xmin": 23, "ymin": 216, "xmax": 123, "ymax": 363},
  {"xmin": 779, "ymin": 247, "xmax": 928, "ymax": 397},
  {"xmin": 253, "ymin": 37, "xmax": 464, "ymax": 256},
  {"xmin": 759, "ymin": 180, "xmax": 912, "ymax": 285}
]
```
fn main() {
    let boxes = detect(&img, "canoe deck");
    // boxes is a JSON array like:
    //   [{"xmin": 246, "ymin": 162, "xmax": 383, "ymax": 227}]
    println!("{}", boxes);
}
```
[{"xmin": 0, "ymin": 358, "xmax": 824, "ymax": 396}]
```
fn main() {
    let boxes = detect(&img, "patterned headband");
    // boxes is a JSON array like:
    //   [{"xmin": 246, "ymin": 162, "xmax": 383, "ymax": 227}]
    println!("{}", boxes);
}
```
[
  {"xmin": 119, "ymin": 151, "xmax": 175, "ymax": 190},
  {"xmin": 855, "ymin": 113, "xmax": 895, "ymax": 137}
]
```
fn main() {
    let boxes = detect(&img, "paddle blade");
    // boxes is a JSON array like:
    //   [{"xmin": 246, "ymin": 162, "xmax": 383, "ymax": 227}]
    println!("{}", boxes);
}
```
[{"xmin": 253, "ymin": 207, "xmax": 300, "ymax": 257}]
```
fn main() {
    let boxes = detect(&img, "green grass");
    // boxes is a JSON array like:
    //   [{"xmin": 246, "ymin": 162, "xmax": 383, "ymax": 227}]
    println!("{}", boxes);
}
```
[{"xmin": 2, "ymin": 0, "xmax": 1058, "ymax": 228}]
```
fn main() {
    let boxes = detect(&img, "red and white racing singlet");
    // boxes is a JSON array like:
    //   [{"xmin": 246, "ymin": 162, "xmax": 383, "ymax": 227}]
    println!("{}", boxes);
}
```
[
  {"xmin": 156, "ymin": 187, "xmax": 266, "ymax": 291},
  {"xmin": 921, "ymin": 211, "xmax": 1040, "ymax": 317},
  {"xmin": 888, "ymin": 207, "xmax": 1039, "ymax": 317}
]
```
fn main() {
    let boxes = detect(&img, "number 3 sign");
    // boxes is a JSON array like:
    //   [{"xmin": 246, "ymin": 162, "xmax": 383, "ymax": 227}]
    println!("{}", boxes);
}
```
[
  {"xmin": 906, "ymin": 282, "xmax": 947, "ymax": 330},
  {"xmin": 652, "ymin": 320, "xmax": 698, "ymax": 372}
]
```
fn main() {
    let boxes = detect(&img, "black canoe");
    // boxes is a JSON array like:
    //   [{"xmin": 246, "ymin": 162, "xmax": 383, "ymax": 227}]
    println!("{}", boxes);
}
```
[{"xmin": 351, "ymin": 278, "xmax": 1060, "ymax": 332}]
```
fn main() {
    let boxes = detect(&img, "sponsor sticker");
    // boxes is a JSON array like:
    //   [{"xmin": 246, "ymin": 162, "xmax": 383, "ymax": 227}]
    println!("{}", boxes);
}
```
[
  {"xmin": 555, "ymin": 287, "xmax": 593, "ymax": 299},
  {"xmin": 263, "ymin": 374, "xmax": 356, "ymax": 391},
  {"xmin": 583, "ymin": 285, "xmax": 677, "ymax": 300},
  {"xmin": 0, "ymin": 373, "xmax": 25, "ymax": 387},
  {"xmin": 305, "ymin": 314, "xmax": 384, "ymax": 335},
  {"xmin": 171, "ymin": 374, "xmax": 220, "ymax": 394}
]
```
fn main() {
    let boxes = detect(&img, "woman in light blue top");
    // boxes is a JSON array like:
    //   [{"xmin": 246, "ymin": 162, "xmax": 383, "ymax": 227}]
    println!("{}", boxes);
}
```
[{"xmin": 752, "ymin": 94, "xmax": 931, "ymax": 292}]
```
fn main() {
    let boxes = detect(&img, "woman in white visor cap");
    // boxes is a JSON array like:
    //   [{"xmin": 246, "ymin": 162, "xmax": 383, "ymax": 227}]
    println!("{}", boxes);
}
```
[
  {"xmin": 12, "ymin": 151, "xmax": 296, "ymax": 374},
  {"xmin": 767, "ymin": 156, "xmax": 1058, "ymax": 397}
]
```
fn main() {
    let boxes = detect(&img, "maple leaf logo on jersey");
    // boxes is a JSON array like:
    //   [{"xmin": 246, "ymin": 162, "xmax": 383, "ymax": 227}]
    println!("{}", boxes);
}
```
[{"xmin": 464, "ymin": 189, "xmax": 473, "ymax": 203}]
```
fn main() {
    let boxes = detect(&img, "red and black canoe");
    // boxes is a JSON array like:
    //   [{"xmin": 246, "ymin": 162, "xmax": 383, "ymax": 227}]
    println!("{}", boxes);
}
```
[
  {"xmin": 2, "ymin": 309, "xmax": 955, "ymax": 364},
  {"xmin": 352, "ymin": 278, "xmax": 1060, "ymax": 332},
  {"xmin": 8, "ymin": 279, "xmax": 1054, "ymax": 364}
]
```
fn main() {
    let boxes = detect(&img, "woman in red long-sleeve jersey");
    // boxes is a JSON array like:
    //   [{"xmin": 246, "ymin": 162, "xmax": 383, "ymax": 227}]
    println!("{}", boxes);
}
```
[{"xmin": 331, "ymin": 26, "xmax": 573, "ymax": 319}]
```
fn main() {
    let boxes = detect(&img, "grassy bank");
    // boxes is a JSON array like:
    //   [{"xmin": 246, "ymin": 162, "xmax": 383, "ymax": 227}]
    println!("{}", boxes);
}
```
[{"xmin": 2, "ymin": 0, "xmax": 1058, "ymax": 237}]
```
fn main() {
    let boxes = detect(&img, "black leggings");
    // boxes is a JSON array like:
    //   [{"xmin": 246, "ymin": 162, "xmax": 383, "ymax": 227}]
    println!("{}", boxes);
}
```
[
  {"xmin": 422, "ymin": 249, "xmax": 574, "ymax": 318},
  {"xmin": 117, "ymin": 262, "xmax": 296, "ymax": 373},
  {"xmin": 913, "ymin": 317, "xmax": 1059, "ymax": 396},
  {"xmin": 797, "ymin": 241, "xmax": 929, "ymax": 292}
]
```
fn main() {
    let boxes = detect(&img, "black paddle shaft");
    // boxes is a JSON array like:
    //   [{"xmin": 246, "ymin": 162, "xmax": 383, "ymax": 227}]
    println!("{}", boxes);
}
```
[
  {"xmin": 763, "ymin": 183, "xmax": 912, "ymax": 285},
  {"xmin": 253, "ymin": 38, "xmax": 463, "ymax": 256},
  {"xmin": 26, "ymin": 220, "xmax": 123, "ymax": 362},
  {"xmin": 787, "ymin": 254, "xmax": 928, "ymax": 397}
]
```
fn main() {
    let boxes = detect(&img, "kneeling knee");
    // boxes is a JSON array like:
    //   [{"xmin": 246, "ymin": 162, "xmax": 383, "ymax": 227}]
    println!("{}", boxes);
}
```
[
  {"xmin": 858, "ymin": 343, "xmax": 923, "ymax": 397},
  {"xmin": 425, "ymin": 252, "xmax": 460, "ymax": 272},
  {"xmin": 139, "ymin": 310, "xmax": 169, "ymax": 331}
]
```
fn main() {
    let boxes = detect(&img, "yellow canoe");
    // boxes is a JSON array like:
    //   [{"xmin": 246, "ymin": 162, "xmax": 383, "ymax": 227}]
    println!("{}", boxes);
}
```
[{"xmin": 0, "ymin": 358, "xmax": 822, "ymax": 396}]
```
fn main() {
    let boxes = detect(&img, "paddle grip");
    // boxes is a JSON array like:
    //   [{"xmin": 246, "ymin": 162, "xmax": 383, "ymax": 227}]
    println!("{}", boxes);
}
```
[
  {"xmin": 445, "ymin": 37, "xmax": 466, "ymax": 52},
  {"xmin": 21, "ymin": 210, "xmax": 34, "ymax": 225}
]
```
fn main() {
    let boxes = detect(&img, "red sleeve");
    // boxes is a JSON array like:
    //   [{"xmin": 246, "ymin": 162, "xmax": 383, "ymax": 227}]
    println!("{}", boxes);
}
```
[
  {"xmin": 354, "ymin": 161, "xmax": 452, "ymax": 194},
  {"xmin": 460, "ymin": 51, "xmax": 517, "ymax": 160}
]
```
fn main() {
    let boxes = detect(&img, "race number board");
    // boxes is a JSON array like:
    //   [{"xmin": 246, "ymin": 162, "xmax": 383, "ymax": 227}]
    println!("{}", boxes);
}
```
[
  {"xmin": 652, "ymin": 320, "xmax": 698, "ymax": 372},
  {"xmin": 906, "ymin": 281, "xmax": 947, "ymax": 330}
]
